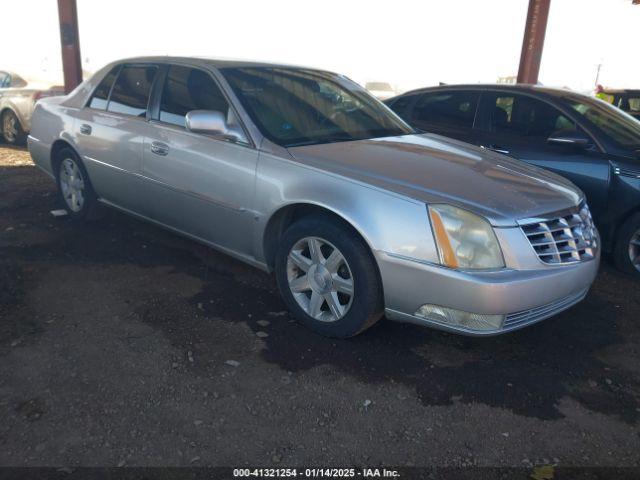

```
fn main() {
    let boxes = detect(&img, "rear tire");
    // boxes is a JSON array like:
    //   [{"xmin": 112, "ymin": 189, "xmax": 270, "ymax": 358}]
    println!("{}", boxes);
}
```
[
  {"xmin": 613, "ymin": 213, "xmax": 640, "ymax": 279},
  {"xmin": 54, "ymin": 147, "xmax": 102, "ymax": 221},
  {"xmin": 275, "ymin": 215, "xmax": 384, "ymax": 338},
  {"xmin": 1, "ymin": 110, "xmax": 26, "ymax": 145}
]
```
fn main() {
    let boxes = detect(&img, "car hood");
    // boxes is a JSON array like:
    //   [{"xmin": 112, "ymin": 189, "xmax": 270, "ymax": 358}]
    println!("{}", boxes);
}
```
[{"xmin": 287, "ymin": 133, "xmax": 583, "ymax": 227}]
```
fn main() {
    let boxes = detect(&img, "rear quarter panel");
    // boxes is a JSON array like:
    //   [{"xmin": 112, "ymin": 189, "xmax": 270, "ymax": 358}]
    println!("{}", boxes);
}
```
[
  {"xmin": 1, "ymin": 88, "xmax": 36, "ymax": 130},
  {"xmin": 28, "ymin": 97, "xmax": 78, "ymax": 177}
]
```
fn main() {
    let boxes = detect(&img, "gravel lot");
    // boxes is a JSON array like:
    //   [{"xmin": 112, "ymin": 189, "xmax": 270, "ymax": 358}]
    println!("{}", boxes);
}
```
[{"xmin": 1, "ymin": 144, "xmax": 639, "ymax": 471}]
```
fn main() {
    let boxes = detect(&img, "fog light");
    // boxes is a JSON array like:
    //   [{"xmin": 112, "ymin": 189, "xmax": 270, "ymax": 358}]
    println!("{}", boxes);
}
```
[{"xmin": 415, "ymin": 304, "xmax": 504, "ymax": 331}]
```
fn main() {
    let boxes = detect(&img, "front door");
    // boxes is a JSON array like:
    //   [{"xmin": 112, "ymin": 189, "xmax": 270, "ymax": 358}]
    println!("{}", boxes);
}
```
[{"xmin": 142, "ymin": 65, "xmax": 259, "ymax": 256}]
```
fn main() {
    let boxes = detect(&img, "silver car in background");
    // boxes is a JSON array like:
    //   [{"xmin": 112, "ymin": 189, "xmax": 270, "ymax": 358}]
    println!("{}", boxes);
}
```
[
  {"xmin": 0, "ymin": 70, "xmax": 64, "ymax": 145},
  {"xmin": 28, "ymin": 57, "xmax": 600, "ymax": 338}
]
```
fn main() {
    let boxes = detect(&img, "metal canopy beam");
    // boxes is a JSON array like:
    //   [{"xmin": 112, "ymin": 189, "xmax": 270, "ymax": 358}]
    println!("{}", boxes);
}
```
[
  {"xmin": 517, "ymin": 0, "xmax": 551, "ymax": 84},
  {"xmin": 57, "ymin": 0, "xmax": 83, "ymax": 93}
]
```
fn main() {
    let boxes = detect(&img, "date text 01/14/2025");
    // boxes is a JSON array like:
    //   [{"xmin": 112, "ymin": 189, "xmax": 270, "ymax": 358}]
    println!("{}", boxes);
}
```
[{"xmin": 233, "ymin": 468, "xmax": 401, "ymax": 478}]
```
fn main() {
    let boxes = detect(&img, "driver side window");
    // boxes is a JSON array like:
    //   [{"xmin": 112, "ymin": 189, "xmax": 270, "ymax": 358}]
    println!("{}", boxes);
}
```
[{"xmin": 159, "ymin": 66, "xmax": 231, "ymax": 128}]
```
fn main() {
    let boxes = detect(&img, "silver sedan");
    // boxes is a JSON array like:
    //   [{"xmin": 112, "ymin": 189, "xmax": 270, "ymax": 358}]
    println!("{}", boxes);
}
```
[
  {"xmin": 1, "ymin": 71, "xmax": 64, "ymax": 145},
  {"xmin": 28, "ymin": 57, "xmax": 599, "ymax": 337}
]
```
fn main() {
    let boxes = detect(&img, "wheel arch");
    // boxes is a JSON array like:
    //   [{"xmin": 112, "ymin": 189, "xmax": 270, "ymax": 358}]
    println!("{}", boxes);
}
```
[
  {"xmin": 262, "ymin": 202, "xmax": 377, "ymax": 272},
  {"xmin": 50, "ymin": 139, "xmax": 80, "ymax": 173},
  {"xmin": 1, "ymin": 106, "xmax": 20, "ymax": 122},
  {"xmin": 1, "ymin": 106, "xmax": 25, "ymax": 133},
  {"xmin": 611, "ymin": 204, "xmax": 640, "ymax": 248}
]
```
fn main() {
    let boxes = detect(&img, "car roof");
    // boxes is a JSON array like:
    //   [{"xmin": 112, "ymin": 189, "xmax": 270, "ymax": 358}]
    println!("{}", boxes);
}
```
[
  {"xmin": 389, "ymin": 83, "xmax": 584, "ymax": 101},
  {"xmin": 109, "ymin": 55, "xmax": 322, "ymax": 71}
]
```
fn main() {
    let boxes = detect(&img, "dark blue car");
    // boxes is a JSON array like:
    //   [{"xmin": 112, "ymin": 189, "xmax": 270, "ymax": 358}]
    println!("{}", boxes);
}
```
[{"xmin": 386, "ymin": 85, "xmax": 640, "ymax": 277}]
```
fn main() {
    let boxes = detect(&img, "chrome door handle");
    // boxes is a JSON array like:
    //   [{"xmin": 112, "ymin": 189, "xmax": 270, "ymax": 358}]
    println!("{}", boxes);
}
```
[
  {"xmin": 80, "ymin": 124, "xmax": 92, "ymax": 135},
  {"xmin": 150, "ymin": 141, "xmax": 169, "ymax": 156}
]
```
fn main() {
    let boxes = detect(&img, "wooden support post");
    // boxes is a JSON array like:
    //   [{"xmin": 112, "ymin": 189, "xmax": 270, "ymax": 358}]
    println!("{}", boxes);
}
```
[
  {"xmin": 57, "ymin": 0, "xmax": 83, "ymax": 93},
  {"xmin": 517, "ymin": 0, "xmax": 551, "ymax": 84}
]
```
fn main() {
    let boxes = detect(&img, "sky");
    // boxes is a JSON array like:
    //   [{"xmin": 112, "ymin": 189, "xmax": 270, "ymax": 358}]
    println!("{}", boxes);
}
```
[{"xmin": 2, "ymin": 0, "xmax": 639, "ymax": 94}]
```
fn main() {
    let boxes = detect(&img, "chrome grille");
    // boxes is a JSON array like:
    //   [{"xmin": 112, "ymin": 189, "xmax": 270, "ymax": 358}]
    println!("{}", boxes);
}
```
[{"xmin": 520, "ymin": 205, "xmax": 597, "ymax": 265}]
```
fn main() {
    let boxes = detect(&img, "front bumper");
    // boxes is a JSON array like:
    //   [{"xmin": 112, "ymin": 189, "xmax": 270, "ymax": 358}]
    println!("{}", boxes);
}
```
[{"xmin": 377, "ymin": 250, "xmax": 600, "ymax": 336}]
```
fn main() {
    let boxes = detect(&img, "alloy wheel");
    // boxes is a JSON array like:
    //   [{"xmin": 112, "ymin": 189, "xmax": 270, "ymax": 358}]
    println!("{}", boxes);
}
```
[
  {"xmin": 59, "ymin": 158, "xmax": 86, "ymax": 212},
  {"xmin": 629, "ymin": 228, "xmax": 640, "ymax": 273},
  {"xmin": 286, "ymin": 236, "xmax": 354, "ymax": 322}
]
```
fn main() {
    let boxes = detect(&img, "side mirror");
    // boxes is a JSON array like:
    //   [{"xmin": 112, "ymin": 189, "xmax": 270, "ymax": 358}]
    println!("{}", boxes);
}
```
[
  {"xmin": 547, "ymin": 129, "xmax": 591, "ymax": 148},
  {"xmin": 185, "ymin": 110, "xmax": 245, "ymax": 143}
]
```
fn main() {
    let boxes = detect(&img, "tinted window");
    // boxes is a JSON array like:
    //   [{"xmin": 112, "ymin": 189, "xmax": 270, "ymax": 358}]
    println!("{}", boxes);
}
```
[
  {"xmin": 567, "ymin": 95, "xmax": 640, "ymax": 148},
  {"xmin": 107, "ymin": 66, "xmax": 157, "ymax": 117},
  {"xmin": 619, "ymin": 94, "xmax": 640, "ymax": 113},
  {"xmin": 0, "ymin": 72, "xmax": 9, "ymax": 88},
  {"xmin": 160, "ymin": 66, "xmax": 229, "ymax": 127},
  {"xmin": 490, "ymin": 94, "xmax": 575, "ymax": 139},
  {"xmin": 222, "ymin": 67, "xmax": 413, "ymax": 147},
  {"xmin": 88, "ymin": 67, "xmax": 119, "ymax": 110},
  {"xmin": 387, "ymin": 93, "xmax": 419, "ymax": 118},
  {"xmin": 411, "ymin": 91, "xmax": 479, "ymax": 130}
]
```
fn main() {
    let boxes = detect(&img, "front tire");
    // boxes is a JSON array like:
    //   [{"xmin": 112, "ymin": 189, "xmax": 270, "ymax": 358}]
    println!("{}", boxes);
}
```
[
  {"xmin": 54, "ymin": 148, "xmax": 100, "ymax": 221},
  {"xmin": 1, "ymin": 110, "xmax": 26, "ymax": 145},
  {"xmin": 614, "ymin": 213, "xmax": 640, "ymax": 279},
  {"xmin": 275, "ymin": 215, "xmax": 384, "ymax": 338}
]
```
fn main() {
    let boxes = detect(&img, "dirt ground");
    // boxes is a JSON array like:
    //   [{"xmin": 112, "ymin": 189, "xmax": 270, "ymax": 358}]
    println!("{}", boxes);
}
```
[{"xmin": 1, "ymin": 144, "xmax": 639, "ymax": 471}]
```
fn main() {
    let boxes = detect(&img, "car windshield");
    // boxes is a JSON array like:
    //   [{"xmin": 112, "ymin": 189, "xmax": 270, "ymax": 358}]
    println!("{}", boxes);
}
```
[
  {"xmin": 565, "ymin": 95, "xmax": 640, "ymax": 148},
  {"xmin": 221, "ymin": 67, "xmax": 414, "ymax": 147}
]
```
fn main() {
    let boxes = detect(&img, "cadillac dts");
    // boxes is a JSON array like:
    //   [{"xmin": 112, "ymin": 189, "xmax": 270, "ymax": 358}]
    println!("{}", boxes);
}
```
[{"xmin": 28, "ymin": 57, "xmax": 600, "ymax": 337}]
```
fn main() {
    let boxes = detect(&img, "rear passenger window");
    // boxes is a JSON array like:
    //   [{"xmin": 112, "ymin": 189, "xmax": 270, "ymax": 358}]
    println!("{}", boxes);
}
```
[
  {"xmin": 159, "ymin": 66, "xmax": 230, "ymax": 127},
  {"xmin": 412, "ymin": 91, "xmax": 479, "ymax": 130},
  {"xmin": 88, "ymin": 67, "xmax": 119, "ymax": 110},
  {"xmin": 107, "ymin": 66, "xmax": 158, "ymax": 117}
]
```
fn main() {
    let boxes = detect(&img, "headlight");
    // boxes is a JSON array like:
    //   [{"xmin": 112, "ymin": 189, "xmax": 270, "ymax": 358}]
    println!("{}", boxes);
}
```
[{"xmin": 428, "ymin": 204, "xmax": 505, "ymax": 269}]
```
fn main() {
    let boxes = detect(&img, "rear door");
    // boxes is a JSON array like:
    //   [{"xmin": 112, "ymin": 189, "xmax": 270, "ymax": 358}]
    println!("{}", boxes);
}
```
[
  {"xmin": 474, "ymin": 91, "xmax": 611, "ymax": 219},
  {"xmin": 74, "ymin": 64, "xmax": 159, "ymax": 215},
  {"xmin": 142, "ymin": 64, "xmax": 259, "ymax": 255},
  {"xmin": 404, "ymin": 90, "xmax": 480, "ymax": 143}
]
